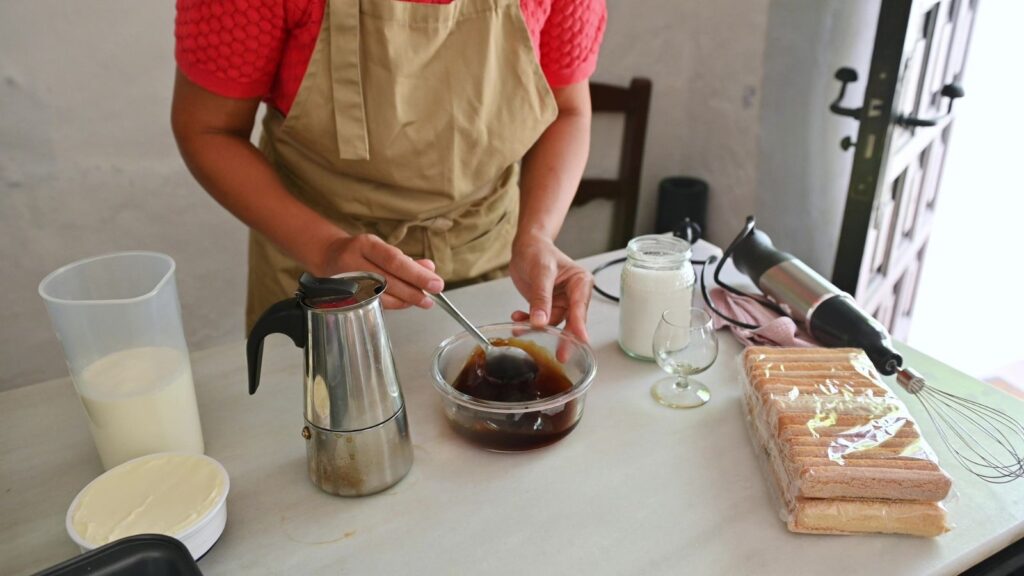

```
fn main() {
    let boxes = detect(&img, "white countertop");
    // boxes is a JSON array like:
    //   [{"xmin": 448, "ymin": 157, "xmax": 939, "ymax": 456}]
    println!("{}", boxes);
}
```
[{"xmin": 2, "ymin": 244, "xmax": 1023, "ymax": 575}]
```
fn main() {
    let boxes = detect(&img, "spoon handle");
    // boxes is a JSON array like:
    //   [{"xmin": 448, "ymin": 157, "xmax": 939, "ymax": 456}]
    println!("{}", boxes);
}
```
[{"xmin": 425, "ymin": 292, "xmax": 492, "ymax": 350}]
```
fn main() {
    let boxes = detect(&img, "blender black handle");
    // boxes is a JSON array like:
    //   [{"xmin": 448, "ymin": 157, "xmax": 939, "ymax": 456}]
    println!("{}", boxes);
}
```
[
  {"xmin": 731, "ymin": 227, "xmax": 793, "ymax": 285},
  {"xmin": 246, "ymin": 297, "xmax": 306, "ymax": 395}
]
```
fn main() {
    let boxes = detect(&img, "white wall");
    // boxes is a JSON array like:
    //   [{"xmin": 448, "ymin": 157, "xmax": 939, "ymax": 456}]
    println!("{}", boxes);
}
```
[
  {"xmin": 675, "ymin": 1, "xmax": 770, "ymax": 247},
  {"xmin": 568, "ymin": 0, "xmax": 882, "ymax": 272},
  {"xmin": 576, "ymin": 0, "xmax": 771, "ymax": 251},
  {"xmin": 0, "ymin": 1, "xmax": 248, "ymax": 391},
  {"xmin": 1, "ymin": 0, "xmax": 774, "ymax": 391},
  {"xmin": 755, "ymin": 0, "xmax": 880, "ymax": 276},
  {"xmin": 559, "ymin": 0, "xmax": 770, "ymax": 258}
]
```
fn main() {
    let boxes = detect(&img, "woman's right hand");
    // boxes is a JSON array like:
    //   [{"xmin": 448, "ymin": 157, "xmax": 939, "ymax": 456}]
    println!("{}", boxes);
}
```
[{"xmin": 321, "ymin": 234, "xmax": 444, "ymax": 310}]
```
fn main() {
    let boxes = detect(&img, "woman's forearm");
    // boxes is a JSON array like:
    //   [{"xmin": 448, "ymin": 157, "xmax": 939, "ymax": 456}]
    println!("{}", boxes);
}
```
[
  {"xmin": 516, "ymin": 82, "xmax": 593, "ymax": 246},
  {"xmin": 171, "ymin": 71, "xmax": 346, "ymax": 276},
  {"xmin": 176, "ymin": 131, "xmax": 346, "ymax": 274}
]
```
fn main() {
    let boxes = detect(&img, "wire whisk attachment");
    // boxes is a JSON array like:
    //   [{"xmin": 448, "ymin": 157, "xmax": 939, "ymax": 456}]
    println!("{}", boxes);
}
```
[{"xmin": 897, "ymin": 367, "xmax": 1024, "ymax": 483}]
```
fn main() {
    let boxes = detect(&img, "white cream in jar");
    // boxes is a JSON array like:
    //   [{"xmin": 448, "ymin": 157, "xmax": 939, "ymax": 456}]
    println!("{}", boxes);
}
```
[
  {"xmin": 69, "ymin": 453, "xmax": 227, "ymax": 547},
  {"xmin": 619, "ymin": 235, "xmax": 695, "ymax": 360}
]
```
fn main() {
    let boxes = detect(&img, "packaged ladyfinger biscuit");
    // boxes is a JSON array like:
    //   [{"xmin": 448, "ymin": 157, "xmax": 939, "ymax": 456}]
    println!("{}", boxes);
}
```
[{"xmin": 740, "ymin": 346, "xmax": 952, "ymax": 537}]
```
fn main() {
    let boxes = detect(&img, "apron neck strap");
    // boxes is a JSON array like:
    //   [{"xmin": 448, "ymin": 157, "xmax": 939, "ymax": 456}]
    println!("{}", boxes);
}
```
[{"xmin": 328, "ymin": 0, "xmax": 370, "ymax": 160}]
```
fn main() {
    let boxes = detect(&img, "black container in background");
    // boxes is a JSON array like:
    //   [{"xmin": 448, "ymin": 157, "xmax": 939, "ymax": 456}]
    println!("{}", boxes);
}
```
[
  {"xmin": 655, "ymin": 177, "xmax": 709, "ymax": 237},
  {"xmin": 33, "ymin": 534, "xmax": 202, "ymax": 576}
]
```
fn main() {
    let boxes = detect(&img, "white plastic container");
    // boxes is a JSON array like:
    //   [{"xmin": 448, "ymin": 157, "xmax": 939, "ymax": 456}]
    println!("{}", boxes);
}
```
[
  {"xmin": 619, "ymin": 235, "xmax": 695, "ymax": 360},
  {"xmin": 38, "ymin": 252, "xmax": 205, "ymax": 469},
  {"xmin": 66, "ymin": 452, "xmax": 229, "ymax": 560}
]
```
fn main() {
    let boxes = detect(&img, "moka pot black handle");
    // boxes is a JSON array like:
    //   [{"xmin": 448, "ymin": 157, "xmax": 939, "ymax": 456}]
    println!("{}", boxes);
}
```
[{"xmin": 246, "ymin": 297, "xmax": 306, "ymax": 395}]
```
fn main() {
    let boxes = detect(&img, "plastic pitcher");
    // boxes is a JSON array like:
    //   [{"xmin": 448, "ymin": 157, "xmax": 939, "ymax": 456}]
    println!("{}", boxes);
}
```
[{"xmin": 38, "ymin": 252, "xmax": 205, "ymax": 469}]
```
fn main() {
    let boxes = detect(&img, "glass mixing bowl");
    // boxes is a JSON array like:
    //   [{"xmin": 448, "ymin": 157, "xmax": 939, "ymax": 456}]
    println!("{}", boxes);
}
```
[{"xmin": 431, "ymin": 323, "xmax": 597, "ymax": 452}]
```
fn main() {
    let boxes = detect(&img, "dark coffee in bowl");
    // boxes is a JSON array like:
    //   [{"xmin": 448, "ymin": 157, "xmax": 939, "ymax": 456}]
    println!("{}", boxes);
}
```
[
  {"xmin": 450, "ymin": 338, "xmax": 581, "ymax": 451},
  {"xmin": 453, "ymin": 338, "xmax": 571, "ymax": 402}
]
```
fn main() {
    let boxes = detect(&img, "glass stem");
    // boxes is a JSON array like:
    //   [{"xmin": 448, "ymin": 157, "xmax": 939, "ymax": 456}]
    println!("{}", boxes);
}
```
[{"xmin": 676, "ymin": 374, "xmax": 690, "ymax": 390}]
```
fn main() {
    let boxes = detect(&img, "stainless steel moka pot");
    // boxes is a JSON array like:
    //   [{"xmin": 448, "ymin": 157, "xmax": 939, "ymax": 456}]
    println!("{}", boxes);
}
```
[{"xmin": 247, "ymin": 272, "xmax": 413, "ymax": 496}]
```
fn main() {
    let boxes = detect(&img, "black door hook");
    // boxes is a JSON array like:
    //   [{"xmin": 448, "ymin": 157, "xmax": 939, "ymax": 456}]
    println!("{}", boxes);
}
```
[
  {"xmin": 829, "ymin": 67, "xmax": 864, "ymax": 121},
  {"xmin": 895, "ymin": 83, "xmax": 965, "ymax": 128}
]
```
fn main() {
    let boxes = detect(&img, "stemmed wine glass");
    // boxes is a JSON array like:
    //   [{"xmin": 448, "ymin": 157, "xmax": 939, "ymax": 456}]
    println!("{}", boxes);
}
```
[{"xmin": 651, "ymin": 307, "xmax": 718, "ymax": 408}]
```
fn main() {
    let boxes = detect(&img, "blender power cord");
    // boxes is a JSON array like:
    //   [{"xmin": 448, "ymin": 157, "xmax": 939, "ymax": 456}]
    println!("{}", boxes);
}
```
[
  {"xmin": 698, "ymin": 255, "xmax": 760, "ymax": 330},
  {"xmin": 590, "ymin": 256, "xmax": 624, "ymax": 302}
]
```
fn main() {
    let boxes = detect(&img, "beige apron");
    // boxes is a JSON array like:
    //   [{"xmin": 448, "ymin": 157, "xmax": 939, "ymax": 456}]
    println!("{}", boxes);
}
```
[{"xmin": 247, "ymin": 0, "xmax": 558, "ymax": 328}]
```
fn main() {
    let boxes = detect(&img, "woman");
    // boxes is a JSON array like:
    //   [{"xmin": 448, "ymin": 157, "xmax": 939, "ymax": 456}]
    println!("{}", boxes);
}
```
[{"xmin": 171, "ymin": 0, "xmax": 606, "ymax": 342}]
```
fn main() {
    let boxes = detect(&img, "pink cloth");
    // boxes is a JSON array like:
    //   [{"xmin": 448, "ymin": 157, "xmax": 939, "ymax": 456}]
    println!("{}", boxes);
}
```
[{"xmin": 707, "ymin": 287, "xmax": 819, "ymax": 348}]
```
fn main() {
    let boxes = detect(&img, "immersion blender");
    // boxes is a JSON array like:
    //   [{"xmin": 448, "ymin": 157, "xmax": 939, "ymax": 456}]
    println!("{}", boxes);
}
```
[{"xmin": 727, "ymin": 220, "xmax": 901, "ymax": 375}]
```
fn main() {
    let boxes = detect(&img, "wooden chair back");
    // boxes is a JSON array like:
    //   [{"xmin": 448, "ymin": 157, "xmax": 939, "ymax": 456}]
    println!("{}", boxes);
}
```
[{"xmin": 572, "ymin": 77, "xmax": 652, "ymax": 251}]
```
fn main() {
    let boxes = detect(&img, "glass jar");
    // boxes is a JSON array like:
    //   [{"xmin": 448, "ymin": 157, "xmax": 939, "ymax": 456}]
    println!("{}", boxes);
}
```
[{"xmin": 619, "ymin": 235, "xmax": 696, "ymax": 360}]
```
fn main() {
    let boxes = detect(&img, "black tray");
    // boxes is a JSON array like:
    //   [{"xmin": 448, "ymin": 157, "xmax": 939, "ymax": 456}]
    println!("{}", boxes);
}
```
[{"xmin": 33, "ymin": 534, "xmax": 202, "ymax": 576}]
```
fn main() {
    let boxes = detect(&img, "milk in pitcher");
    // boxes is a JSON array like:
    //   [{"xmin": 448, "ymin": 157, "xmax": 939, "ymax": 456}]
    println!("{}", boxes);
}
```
[{"xmin": 77, "ymin": 346, "xmax": 204, "ymax": 469}]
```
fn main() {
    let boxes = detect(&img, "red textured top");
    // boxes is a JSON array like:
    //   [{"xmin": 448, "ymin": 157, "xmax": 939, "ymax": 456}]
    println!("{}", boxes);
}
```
[{"xmin": 175, "ymin": 0, "xmax": 607, "ymax": 115}]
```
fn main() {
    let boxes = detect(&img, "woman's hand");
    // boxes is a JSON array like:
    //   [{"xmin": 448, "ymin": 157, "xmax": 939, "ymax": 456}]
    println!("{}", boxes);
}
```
[
  {"xmin": 321, "ymin": 233, "xmax": 444, "ymax": 310},
  {"xmin": 510, "ymin": 81, "xmax": 594, "ymax": 342},
  {"xmin": 509, "ymin": 233, "xmax": 593, "ymax": 342}
]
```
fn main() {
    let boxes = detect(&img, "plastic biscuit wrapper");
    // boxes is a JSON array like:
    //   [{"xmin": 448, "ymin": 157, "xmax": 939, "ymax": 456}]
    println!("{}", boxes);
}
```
[{"xmin": 740, "ymin": 346, "xmax": 954, "ymax": 537}]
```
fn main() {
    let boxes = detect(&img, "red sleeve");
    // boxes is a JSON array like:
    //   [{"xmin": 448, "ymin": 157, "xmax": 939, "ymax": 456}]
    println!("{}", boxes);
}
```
[
  {"xmin": 539, "ymin": 0, "xmax": 607, "ymax": 88},
  {"xmin": 174, "ymin": 0, "xmax": 288, "ymax": 99}
]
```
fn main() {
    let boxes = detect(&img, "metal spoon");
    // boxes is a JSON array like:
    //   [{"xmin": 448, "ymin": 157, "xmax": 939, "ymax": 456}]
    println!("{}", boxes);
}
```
[{"xmin": 426, "ymin": 292, "xmax": 539, "ymax": 384}]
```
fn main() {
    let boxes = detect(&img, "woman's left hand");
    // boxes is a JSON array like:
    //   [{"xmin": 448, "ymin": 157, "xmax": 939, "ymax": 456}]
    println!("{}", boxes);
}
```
[
  {"xmin": 509, "ymin": 234, "xmax": 593, "ymax": 343},
  {"xmin": 510, "ymin": 81, "xmax": 594, "ymax": 344}
]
